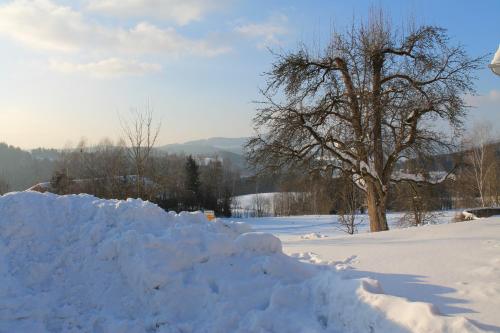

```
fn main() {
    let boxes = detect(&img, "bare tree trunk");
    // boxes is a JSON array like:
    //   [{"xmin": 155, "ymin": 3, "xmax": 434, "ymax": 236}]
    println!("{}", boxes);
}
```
[{"xmin": 366, "ymin": 182, "xmax": 388, "ymax": 232}]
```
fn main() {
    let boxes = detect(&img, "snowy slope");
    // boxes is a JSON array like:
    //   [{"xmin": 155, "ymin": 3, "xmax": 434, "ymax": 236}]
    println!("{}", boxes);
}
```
[
  {"xmin": 233, "ymin": 192, "xmax": 279, "ymax": 208},
  {"xmin": 0, "ymin": 192, "xmax": 486, "ymax": 332},
  {"xmin": 241, "ymin": 215, "xmax": 500, "ymax": 332},
  {"xmin": 232, "ymin": 192, "xmax": 279, "ymax": 216}
]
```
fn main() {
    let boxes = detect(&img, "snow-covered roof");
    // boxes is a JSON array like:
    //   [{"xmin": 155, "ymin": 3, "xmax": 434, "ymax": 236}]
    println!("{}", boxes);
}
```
[
  {"xmin": 490, "ymin": 44, "xmax": 500, "ymax": 75},
  {"xmin": 27, "ymin": 182, "xmax": 50, "ymax": 192},
  {"xmin": 26, "ymin": 175, "xmax": 160, "ymax": 193},
  {"xmin": 391, "ymin": 170, "xmax": 452, "ymax": 183},
  {"xmin": 491, "ymin": 44, "xmax": 500, "ymax": 65}
]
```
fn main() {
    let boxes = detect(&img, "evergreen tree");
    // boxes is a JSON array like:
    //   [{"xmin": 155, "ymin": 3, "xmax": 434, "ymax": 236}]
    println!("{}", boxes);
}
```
[
  {"xmin": 183, "ymin": 156, "xmax": 201, "ymax": 210},
  {"xmin": 201, "ymin": 159, "xmax": 222, "ymax": 213},
  {"xmin": 0, "ymin": 176, "xmax": 9, "ymax": 195},
  {"xmin": 219, "ymin": 187, "xmax": 233, "ymax": 217}
]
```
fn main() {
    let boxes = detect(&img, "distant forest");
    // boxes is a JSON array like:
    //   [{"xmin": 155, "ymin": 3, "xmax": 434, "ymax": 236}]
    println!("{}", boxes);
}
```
[
  {"xmin": 0, "ymin": 143, "xmax": 58, "ymax": 191},
  {"xmin": 1, "ymin": 137, "xmax": 500, "ymax": 219}
]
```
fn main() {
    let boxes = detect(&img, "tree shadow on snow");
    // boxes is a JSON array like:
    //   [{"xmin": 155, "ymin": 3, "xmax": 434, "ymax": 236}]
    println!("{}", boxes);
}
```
[
  {"xmin": 468, "ymin": 319, "xmax": 500, "ymax": 333},
  {"xmin": 252, "ymin": 222, "xmax": 336, "ymax": 234},
  {"xmin": 339, "ymin": 269, "xmax": 500, "ymax": 332}
]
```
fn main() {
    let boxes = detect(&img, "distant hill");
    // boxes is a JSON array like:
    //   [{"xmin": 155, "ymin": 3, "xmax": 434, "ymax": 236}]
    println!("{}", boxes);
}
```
[
  {"xmin": 158, "ymin": 137, "xmax": 248, "ymax": 155},
  {"xmin": 30, "ymin": 147, "xmax": 61, "ymax": 161},
  {"xmin": 399, "ymin": 140, "xmax": 500, "ymax": 172},
  {"xmin": 157, "ymin": 137, "xmax": 250, "ymax": 172},
  {"xmin": 0, "ymin": 143, "xmax": 58, "ymax": 191}
]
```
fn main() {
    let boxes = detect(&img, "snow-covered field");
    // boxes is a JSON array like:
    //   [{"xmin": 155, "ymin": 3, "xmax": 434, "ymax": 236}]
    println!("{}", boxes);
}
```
[
  {"xmin": 233, "ymin": 214, "xmax": 500, "ymax": 332},
  {"xmin": 0, "ymin": 191, "xmax": 496, "ymax": 332},
  {"xmin": 233, "ymin": 211, "xmax": 457, "ymax": 237}
]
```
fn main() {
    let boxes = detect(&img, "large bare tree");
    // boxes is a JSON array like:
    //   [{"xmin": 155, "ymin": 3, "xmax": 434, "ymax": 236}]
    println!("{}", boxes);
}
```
[{"xmin": 247, "ymin": 13, "xmax": 483, "ymax": 232}]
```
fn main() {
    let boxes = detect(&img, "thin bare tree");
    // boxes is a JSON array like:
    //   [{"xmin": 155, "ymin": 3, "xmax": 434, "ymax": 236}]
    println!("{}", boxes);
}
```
[
  {"xmin": 337, "ymin": 174, "xmax": 363, "ymax": 234},
  {"xmin": 463, "ymin": 122, "xmax": 497, "ymax": 207},
  {"xmin": 396, "ymin": 182, "xmax": 442, "ymax": 227},
  {"xmin": 120, "ymin": 103, "xmax": 161, "ymax": 198},
  {"xmin": 252, "ymin": 193, "xmax": 271, "ymax": 217},
  {"xmin": 247, "ymin": 10, "xmax": 483, "ymax": 231}
]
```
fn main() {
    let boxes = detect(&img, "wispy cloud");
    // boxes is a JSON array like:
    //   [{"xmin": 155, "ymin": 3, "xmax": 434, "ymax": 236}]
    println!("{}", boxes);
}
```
[
  {"xmin": 0, "ymin": 0, "xmax": 230, "ymax": 78},
  {"xmin": 86, "ymin": 0, "xmax": 229, "ymax": 26},
  {"xmin": 0, "ymin": 0, "xmax": 229, "ymax": 56},
  {"xmin": 235, "ymin": 14, "xmax": 288, "ymax": 49},
  {"xmin": 49, "ymin": 58, "xmax": 162, "ymax": 78}
]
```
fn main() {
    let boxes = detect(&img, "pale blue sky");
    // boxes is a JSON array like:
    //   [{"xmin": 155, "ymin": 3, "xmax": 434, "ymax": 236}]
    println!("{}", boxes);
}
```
[{"xmin": 0, "ymin": 0, "xmax": 498, "ymax": 149}]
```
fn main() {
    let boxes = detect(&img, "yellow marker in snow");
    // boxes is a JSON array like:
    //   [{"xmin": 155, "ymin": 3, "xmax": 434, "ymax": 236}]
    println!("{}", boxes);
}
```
[{"xmin": 204, "ymin": 210, "xmax": 215, "ymax": 221}]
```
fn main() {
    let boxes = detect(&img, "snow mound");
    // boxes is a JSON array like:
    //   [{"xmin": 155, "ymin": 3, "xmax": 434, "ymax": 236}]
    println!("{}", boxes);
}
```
[
  {"xmin": 301, "ymin": 232, "xmax": 329, "ymax": 240},
  {"xmin": 0, "ymin": 192, "xmax": 483, "ymax": 332},
  {"xmin": 235, "ymin": 232, "xmax": 282, "ymax": 254},
  {"xmin": 291, "ymin": 252, "xmax": 329, "ymax": 265}
]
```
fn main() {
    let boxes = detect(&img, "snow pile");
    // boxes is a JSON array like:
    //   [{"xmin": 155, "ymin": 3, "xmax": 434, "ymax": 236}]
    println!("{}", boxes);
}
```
[
  {"xmin": 301, "ymin": 232, "xmax": 329, "ymax": 240},
  {"xmin": 462, "ymin": 210, "xmax": 480, "ymax": 220},
  {"xmin": 0, "ymin": 192, "xmax": 483, "ymax": 332},
  {"xmin": 291, "ymin": 252, "xmax": 331, "ymax": 265}
]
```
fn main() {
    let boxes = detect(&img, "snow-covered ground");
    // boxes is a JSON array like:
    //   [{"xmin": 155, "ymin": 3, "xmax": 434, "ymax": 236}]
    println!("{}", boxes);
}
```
[
  {"xmin": 234, "ymin": 211, "xmax": 457, "ymax": 237},
  {"xmin": 0, "ymin": 191, "xmax": 494, "ymax": 332},
  {"xmin": 233, "ymin": 214, "xmax": 500, "ymax": 332}
]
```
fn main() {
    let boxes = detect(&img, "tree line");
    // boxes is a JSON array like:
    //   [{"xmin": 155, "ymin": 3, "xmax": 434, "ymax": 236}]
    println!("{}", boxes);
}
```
[
  {"xmin": 46, "ymin": 138, "xmax": 237, "ymax": 217},
  {"xmin": 1, "ymin": 129, "xmax": 498, "ymax": 222}
]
